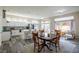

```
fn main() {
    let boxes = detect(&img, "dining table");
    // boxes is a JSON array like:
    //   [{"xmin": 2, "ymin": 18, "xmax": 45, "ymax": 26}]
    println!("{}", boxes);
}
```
[{"xmin": 38, "ymin": 35, "xmax": 55, "ymax": 52}]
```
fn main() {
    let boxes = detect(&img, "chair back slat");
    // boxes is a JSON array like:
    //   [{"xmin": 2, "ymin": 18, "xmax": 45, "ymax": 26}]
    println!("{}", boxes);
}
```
[{"xmin": 53, "ymin": 30, "xmax": 61, "ymax": 43}]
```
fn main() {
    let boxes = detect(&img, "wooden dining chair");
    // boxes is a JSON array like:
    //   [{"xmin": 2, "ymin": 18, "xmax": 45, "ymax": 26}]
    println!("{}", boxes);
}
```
[
  {"xmin": 49, "ymin": 30, "xmax": 61, "ymax": 52},
  {"xmin": 32, "ymin": 32, "xmax": 43, "ymax": 52}
]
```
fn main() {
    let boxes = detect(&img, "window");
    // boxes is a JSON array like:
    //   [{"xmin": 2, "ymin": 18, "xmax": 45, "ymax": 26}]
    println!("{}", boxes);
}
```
[
  {"xmin": 54, "ymin": 16, "xmax": 75, "ymax": 33},
  {"xmin": 55, "ymin": 21, "xmax": 72, "ymax": 32},
  {"xmin": 41, "ymin": 20, "xmax": 50, "ymax": 33}
]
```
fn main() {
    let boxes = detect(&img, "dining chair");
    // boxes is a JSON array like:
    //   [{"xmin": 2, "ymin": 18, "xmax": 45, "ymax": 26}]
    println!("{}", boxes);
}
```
[
  {"xmin": 49, "ymin": 30, "xmax": 61, "ymax": 52},
  {"xmin": 32, "ymin": 32, "xmax": 43, "ymax": 52}
]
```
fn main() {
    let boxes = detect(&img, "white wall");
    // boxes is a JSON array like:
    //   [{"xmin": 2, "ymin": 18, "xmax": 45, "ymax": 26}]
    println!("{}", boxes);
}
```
[
  {"xmin": 0, "ymin": 10, "xmax": 2, "ymax": 46},
  {"xmin": 0, "ymin": 33, "xmax": 1, "ymax": 46},
  {"xmin": 74, "ymin": 13, "xmax": 79, "ymax": 36},
  {"xmin": 38, "ymin": 20, "xmax": 41, "ymax": 29}
]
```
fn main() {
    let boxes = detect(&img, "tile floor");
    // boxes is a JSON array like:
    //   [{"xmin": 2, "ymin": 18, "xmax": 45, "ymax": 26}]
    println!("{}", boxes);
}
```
[{"xmin": 0, "ymin": 37, "xmax": 79, "ymax": 53}]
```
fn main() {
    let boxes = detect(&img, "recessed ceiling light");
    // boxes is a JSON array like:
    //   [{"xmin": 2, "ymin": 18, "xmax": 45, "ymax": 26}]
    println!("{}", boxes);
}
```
[{"xmin": 57, "ymin": 9, "xmax": 66, "ymax": 13}]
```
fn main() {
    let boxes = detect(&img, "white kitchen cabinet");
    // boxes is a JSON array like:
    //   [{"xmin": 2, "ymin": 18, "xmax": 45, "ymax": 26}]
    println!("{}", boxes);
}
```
[{"xmin": 1, "ymin": 32, "xmax": 10, "ymax": 41}]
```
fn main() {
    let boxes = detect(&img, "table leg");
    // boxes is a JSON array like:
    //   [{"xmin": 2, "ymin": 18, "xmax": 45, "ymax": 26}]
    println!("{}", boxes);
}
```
[
  {"xmin": 45, "ymin": 44, "xmax": 53, "ymax": 51},
  {"xmin": 39, "ymin": 40, "xmax": 52, "ymax": 52}
]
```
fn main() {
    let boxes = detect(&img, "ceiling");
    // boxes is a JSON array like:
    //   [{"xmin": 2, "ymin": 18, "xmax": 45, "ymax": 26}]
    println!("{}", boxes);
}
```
[{"xmin": 0, "ymin": 6, "xmax": 79, "ymax": 19}]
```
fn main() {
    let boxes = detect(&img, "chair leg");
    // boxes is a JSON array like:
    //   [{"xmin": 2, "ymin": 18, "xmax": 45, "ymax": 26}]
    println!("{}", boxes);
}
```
[
  {"xmin": 55, "ymin": 43, "xmax": 57, "ymax": 52},
  {"xmin": 57, "ymin": 42, "xmax": 60, "ymax": 50},
  {"xmin": 38, "ymin": 45, "xmax": 40, "ymax": 52},
  {"xmin": 38, "ymin": 44, "xmax": 44, "ymax": 52},
  {"xmin": 34, "ymin": 44, "xmax": 36, "ymax": 52},
  {"xmin": 43, "ymin": 46, "xmax": 45, "ymax": 52},
  {"xmin": 38, "ymin": 45, "xmax": 42, "ymax": 53},
  {"xmin": 58, "ymin": 45, "xmax": 60, "ymax": 50}
]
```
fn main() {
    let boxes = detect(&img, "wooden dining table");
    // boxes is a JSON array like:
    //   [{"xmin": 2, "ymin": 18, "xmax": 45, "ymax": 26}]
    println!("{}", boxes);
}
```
[{"xmin": 38, "ymin": 35, "xmax": 55, "ymax": 52}]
